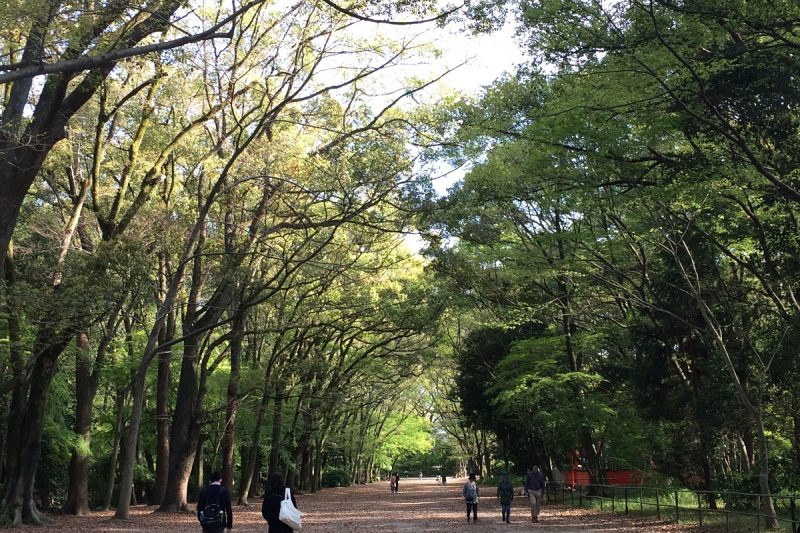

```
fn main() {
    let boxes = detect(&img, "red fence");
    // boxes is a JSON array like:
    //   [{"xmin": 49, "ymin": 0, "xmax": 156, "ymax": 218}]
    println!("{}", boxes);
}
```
[{"xmin": 562, "ymin": 469, "xmax": 644, "ymax": 486}]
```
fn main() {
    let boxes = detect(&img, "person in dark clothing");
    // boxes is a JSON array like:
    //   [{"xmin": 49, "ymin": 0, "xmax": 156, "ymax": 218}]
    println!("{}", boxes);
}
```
[
  {"xmin": 197, "ymin": 471, "xmax": 233, "ymax": 533},
  {"xmin": 262, "ymin": 473, "xmax": 299, "ymax": 533},
  {"xmin": 497, "ymin": 471, "xmax": 514, "ymax": 524},
  {"xmin": 524, "ymin": 464, "xmax": 547, "ymax": 523}
]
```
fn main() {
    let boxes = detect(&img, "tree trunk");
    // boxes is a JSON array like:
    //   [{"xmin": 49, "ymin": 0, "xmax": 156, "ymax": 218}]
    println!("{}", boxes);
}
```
[
  {"xmin": 67, "ymin": 311, "xmax": 122, "ymax": 510},
  {"xmin": 237, "ymin": 444, "xmax": 256, "ymax": 506},
  {"xmin": 0, "ymin": 388, "xmax": 6, "ymax": 483},
  {"xmin": 248, "ymin": 453, "xmax": 261, "ymax": 498},
  {"xmin": 222, "ymin": 312, "xmax": 244, "ymax": 489},
  {"xmin": 742, "ymin": 424, "xmax": 756, "ymax": 470},
  {"xmin": 158, "ymin": 336, "xmax": 202, "ymax": 512},
  {"xmin": 352, "ymin": 414, "xmax": 367, "ymax": 485},
  {"xmin": 1, "ymin": 243, "xmax": 26, "ymax": 491},
  {"xmin": 114, "ymin": 361, "xmax": 150, "ymax": 519},
  {"xmin": 292, "ymin": 445, "xmax": 305, "ymax": 488},
  {"xmin": 63, "ymin": 332, "xmax": 93, "ymax": 516},
  {"xmin": 1, "ymin": 338, "xmax": 69, "ymax": 525},
  {"xmin": 238, "ymin": 391, "xmax": 268, "ymax": 505},
  {"xmin": 190, "ymin": 433, "xmax": 205, "ymax": 503},
  {"xmin": 471, "ymin": 430, "xmax": 483, "ymax": 477},
  {"xmin": 152, "ymin": 298, "xmax": 176, "ymax": 506},
  {"xmin": 366, "ymin": 453, "xmax": 375, "ymax": 485},
  {"xmin": 754, "ymin": 402, "xmax": 779, "ymax": 529},
  {"xmin": 300, "ymin": 438, "xmax": 313, "ymax": 491},
  {"xmin": 698, "ymin": 427, "xmax": 717, "ymax": 509},
  {"xmin": 103, "ymin": 387, "xmax": 127, "ymax": 510},
  {"xmin": 268, "ymin": 391, "xmax": 284, "ymax": 479},
  {"xmin": 793, "ymin": 399, "xmax": 800, "ymax": 474},
  {"xmin": 580, "ymin": 428, "xmax": 604, "ymax": 488},
  {"xmin": 0, "ymin": 173, "xmax": 34, "ymax": 274},
  {"xmin": 313, "ymin": 439, "xmax": 325, "ymax": 492},
  {"xmin": 482, "ymin": 431, "xmax": 490, "ymax": 478}
]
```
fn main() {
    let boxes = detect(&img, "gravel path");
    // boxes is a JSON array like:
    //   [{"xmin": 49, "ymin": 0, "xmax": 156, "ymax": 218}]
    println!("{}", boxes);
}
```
[{"xmin": 13, "ymin": 478, "xmax": 701, "ymax": 532}]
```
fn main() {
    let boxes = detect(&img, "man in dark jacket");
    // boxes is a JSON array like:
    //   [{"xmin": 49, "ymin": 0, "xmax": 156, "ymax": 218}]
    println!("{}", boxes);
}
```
[
  {"xmin": 197, "ymin": 471, "xmax": 233, "ymax": 532},
  {"xmin": 524, "ymin": 464, "xmax": 546, "ymax": 523}
]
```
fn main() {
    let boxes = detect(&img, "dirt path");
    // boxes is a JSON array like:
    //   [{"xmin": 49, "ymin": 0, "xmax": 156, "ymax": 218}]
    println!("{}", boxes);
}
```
[{"xmin": 14, "ymin": 478, "xmax": 698, "ymax": 532}]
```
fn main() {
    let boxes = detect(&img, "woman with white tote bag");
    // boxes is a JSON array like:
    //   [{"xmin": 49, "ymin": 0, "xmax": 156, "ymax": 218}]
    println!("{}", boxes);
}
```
[{"xmin": 262, "ymin": 474, "xmax": 301, "ymax": 532}]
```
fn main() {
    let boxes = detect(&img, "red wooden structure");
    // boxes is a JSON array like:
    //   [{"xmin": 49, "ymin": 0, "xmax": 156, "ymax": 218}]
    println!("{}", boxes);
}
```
[
  {"xmin": 564, "ymin": 449, "xmax": 644, "ymax": 487},
  {"xmin": 561, "ymin": 468, "xmax": 644, "ymax": 487}
]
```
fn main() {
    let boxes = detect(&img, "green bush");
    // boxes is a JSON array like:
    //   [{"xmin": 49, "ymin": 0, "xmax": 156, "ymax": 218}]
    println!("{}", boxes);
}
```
[
  {"xmin": 322, "ymin": 468, "xmax": 351, "ymax": 488},
  {"xmin": 34, "ymin": 431, "xmax": 70, "ymax": 510},
  {"xmin": 717, "ymin": 472, "xmax": 762, "ymax": 510}
]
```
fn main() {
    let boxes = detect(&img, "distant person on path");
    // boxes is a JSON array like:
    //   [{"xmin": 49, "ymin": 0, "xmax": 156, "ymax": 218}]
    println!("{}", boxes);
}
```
[
  {"xmin": 525, "ymin": 464, "xmax": 546, "ymax": 523},
  {"xmin": 197, "ymin": 471, "xmax": 233, "ymax": 533},
  {"xmin": 462, "ymin": 473, "xmax": 480, "ymax": 523},
  {"xmin": 497, "ymin": 471, "xmax": 514, "ymax": 524},
  {"xmin": 262, "ymin": 473, "xmax": 299, "ymax": 533},
  {"xmin": 419, "ymin": 471, "xmax": 423, "ymax": 480},
  {"xmin": 436, "ymin": 474, "xmax": 441, "ymax": 484},
  {"xmin": 390, "ymin": 472, "xmax": 399, "ymax": 493}
]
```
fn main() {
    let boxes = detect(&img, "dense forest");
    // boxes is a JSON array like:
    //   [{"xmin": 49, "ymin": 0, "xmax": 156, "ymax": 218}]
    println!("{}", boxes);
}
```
[{"xmin": 1, "ymin": 0, "xmax": 799, "ymax": 530}]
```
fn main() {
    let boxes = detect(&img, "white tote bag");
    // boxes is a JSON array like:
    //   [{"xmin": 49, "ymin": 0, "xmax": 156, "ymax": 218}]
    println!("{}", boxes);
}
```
[{"xmin": 279, "ymin": 487, "xmax": 302, "ymax": 530}]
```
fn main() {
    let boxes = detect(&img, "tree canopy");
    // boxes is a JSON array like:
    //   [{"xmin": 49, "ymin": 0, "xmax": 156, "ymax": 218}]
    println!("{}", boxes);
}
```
[{"xmin": 1, "ymin": 0, "xmax": 800, "ymax": 529}]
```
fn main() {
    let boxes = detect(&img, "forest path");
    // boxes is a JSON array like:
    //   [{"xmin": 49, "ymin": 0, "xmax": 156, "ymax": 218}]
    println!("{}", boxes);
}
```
[{"xmin": 16, "ymin": 478, "xmax": 697, "ymax": 532}]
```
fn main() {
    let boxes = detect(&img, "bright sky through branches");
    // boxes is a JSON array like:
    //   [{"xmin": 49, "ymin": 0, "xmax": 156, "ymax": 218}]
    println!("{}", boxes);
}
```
[
  {"xmin": 430, "ymin": 23, "xmax": 526, "ymax": 110},
  {"xmin": 407, "ymin": 21, "xmax": 527, "ymax": 253},
  {"xmin": 426, "ymin": 21, "xmax": 527, "ymax": 194},
  {"xmin": 343, "ymin": 12, "xmax": 527, "ymax": 192},
  {"xmin": 334, "ymin": 10, "xmax": 528, "ymax": 254}
]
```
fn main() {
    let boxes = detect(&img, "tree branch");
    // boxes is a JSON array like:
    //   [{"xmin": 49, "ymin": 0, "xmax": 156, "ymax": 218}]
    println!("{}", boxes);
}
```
[
  {"xmin": 319, "ymin": 0, "xmax": 462, "ymax": 26},
  {"xmin": 0, "ymin": 0, "xmax": 267, "ymax": 85}
]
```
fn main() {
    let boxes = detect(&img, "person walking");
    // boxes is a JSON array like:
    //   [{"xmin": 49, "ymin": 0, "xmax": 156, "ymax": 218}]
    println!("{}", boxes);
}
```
[
  {"xmin": 524, "ymin": 463, "xmax": 546, "ymax": 523},
  {"xmin": 196, "ymin": 471, "xmax": 233, "ymax": 533},
  {"xmin": 262, "ymin": 473, "xmax": 299, "ymax": 533},
  {"xmin": 497, "ymin": 471, "xmax": 514, "ymax": 524},
  {"xmin": 462, "ymin": 473, "xmax": 480, "ymax": 523}
]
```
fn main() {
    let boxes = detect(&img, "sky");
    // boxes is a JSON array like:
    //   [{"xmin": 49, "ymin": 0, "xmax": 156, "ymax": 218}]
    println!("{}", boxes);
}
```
[{"xmin": 431, "ymin": 22, "xmax": 527, "ymax": 102}]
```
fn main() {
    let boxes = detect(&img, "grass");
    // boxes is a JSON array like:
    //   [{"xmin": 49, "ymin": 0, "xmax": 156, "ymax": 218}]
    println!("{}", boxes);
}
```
[{"xmin": 547, "ymin": 485, "xmax": 800, "ymax": 532}]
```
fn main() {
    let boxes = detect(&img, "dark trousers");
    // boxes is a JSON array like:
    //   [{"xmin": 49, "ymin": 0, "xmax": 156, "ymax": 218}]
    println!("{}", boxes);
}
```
[
  {"xmin": 466, "ymin": 502, "xmax": 478, "ymax": 520},
  {"xmin": 501, "ymin": 502, "xmax": 511, "ymax": 521}
]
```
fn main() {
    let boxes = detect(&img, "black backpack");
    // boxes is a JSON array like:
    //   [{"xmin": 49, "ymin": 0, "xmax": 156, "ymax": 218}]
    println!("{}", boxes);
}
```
[
  {"xmin": 464, "ymin": 482, "xmax": 478, "ymax": 502},
  {"xmin": 200, "ymin": 489, "xmax": 226, "ymax": 530}
]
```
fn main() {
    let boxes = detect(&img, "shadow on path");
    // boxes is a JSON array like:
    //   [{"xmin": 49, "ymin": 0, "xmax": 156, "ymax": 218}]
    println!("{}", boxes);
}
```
[
  {"xmin": 10, "ymin": 477, "xmax": 700, "ymax": 532},
  {"xmin": 299, "ymin": 477, "xmax": 696, "ymax": 532}
]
